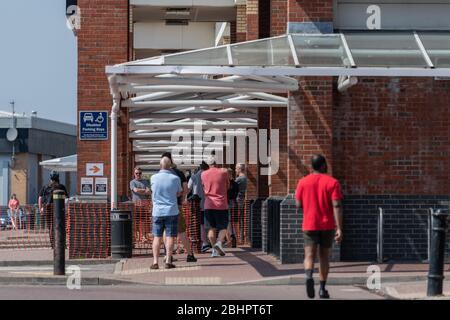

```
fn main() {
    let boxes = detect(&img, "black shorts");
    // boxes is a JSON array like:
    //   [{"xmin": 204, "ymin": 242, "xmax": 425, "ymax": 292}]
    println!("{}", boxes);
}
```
[
  {"xmin": 303, "ymin": 230, "xmax": 335, "ymax": 248},
  {"xmin": 204, "ymin": 209, "xmax": 229, "ymax": 231}
]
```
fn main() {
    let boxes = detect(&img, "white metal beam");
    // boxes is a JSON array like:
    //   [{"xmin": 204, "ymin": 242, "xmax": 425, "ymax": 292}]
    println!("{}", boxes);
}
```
[
  {"xmin": 130, "ymin": 122, "xmax": 258, "ymax": 131},
  {"xmin": 340, "ymin": 33, "xmax": 356, "ymax": 68},
  {"xmin": 129, "ymin": 112, "xmax": 256, "ymax": 119},
  {"xmin": 287, "ymin": 34, "xmax": 300, "ymax": 66},
  {"xmin": 107, "ymin": 65, "xmax": 450, "ymax": 77},
  {"xmin": 117, "ymin": 77, "xmax": 298, "ymax": 91},
  {"xmin": 414, "ymin": 32, "xmax": 434, "ymax": 68},
  {"xmin": 129, "ymin": 130, "xmax": 249, "ymax": 138},
  {"xmin": 123, "ymin": 99, "xmax": 287, "ymax": 108}
]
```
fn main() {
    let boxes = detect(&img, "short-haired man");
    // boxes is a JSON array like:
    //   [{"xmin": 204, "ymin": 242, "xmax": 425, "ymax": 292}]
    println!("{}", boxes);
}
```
[
  {"xmin": 150, "ymin": 157, "xmax": 183, "ymax": 269},
  {"xmin": 295, "ymin": 155, "xmax": 343, "ymax": 299},
  {"xmin": 130, "ymin": 167, "xmax": 150, "ymax": 203},
  {"xmin": 161, "ymin": 152, "xmax": 197, "ymax": 263},
  {"xmin": 201, "ymin": 156, "xmax": 229, "ymax": 257}
]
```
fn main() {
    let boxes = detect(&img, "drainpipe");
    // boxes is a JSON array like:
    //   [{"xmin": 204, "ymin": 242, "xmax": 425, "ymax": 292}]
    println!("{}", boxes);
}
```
[
  {"xmin": 109, "ymin": 75, "xmax": 121, "ymax": 209},
  {"xmin": 338, "ymin": 76, "xmax": 358, "ymax": 92}
]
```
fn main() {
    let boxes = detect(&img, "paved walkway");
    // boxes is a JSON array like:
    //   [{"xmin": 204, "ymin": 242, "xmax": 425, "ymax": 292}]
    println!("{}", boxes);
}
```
[
  {"xmin": 378, "ymin": 281, "xmax": 450, "ymax": 299},
  {"xmin": 1, "ymin": 246, "xmax": 449, "ymax": 300},
  {"xmin": 108, "ymin": 246, "xmax": 450, "ymax": 286}
]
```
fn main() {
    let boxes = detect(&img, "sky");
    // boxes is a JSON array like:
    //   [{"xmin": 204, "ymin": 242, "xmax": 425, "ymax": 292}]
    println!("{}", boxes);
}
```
[{"xmin": 0, "ymin": 0, "xmax": 77, "ymax": 124}]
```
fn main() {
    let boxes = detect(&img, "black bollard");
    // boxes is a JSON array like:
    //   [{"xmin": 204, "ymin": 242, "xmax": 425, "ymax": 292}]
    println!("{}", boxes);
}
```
[
  {"xmin": 427, "ymin": 209, "xmax": 449, "ymax": 296},
  {"xmin": 53, "ymin": 190, "xmax": 66, "ymax": 276}
]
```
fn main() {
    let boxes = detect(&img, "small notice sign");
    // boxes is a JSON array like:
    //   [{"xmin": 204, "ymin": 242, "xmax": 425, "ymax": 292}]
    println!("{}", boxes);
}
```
[
  {"xmin": 95, "ymin": 178, "xmax": 108, "ymax": 196},
  {"xmin": 81, "ymin": 177, "xmax": 94, "ymax": 195},
  {"xmin": 86, "ymin": 163, "xmax": 104, "ymax": 176}
]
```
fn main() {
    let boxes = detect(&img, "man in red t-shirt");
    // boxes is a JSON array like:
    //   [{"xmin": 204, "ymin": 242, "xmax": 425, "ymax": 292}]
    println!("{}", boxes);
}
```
[
  {"xmin": 295, "ymin": 155, "xmax": 343, "ymax": 299},
  {"xmin": 201, "ymin": 156, "xmax": 229, "ymax": 257}
]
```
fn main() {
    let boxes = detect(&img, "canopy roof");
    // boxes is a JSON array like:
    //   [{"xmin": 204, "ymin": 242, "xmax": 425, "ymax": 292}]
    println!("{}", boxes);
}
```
[
  {"xmin": 39, "ymin": 155, "xmax": 77, "ymax": 172},
  {"xmin": 107, "ymin": 32, "xmax": 450, "ymax": 77},
  {"xmin": 106, "ymin": 32, "xmax": 450, "ymax": 172}
]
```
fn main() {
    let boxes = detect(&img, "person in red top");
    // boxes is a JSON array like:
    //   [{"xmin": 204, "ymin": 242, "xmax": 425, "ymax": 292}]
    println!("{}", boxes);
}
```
[
  {"xmin": 295, "ymin": 154, "xmax": 343, "ymax": 299},
  {"xmin": 201, "ymin": 156, "xmax": 229, "ymax": 257},
  {"xmin": 8, "ymin": 194, "xmax": 20, "ymax": 230}
]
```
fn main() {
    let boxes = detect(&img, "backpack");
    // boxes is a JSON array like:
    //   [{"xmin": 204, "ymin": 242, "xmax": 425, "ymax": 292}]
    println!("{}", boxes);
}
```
[{"xmin": 41, "ymin": 185, "xmax": 55, "ymax": 205}]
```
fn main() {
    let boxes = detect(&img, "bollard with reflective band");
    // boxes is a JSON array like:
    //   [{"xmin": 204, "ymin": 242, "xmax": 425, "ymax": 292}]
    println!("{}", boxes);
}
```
[
  {"xmin": 53, "ymin": 190, "xmax": 66, "ymax": 276},
  {"xmin": 427, "ymin": 209, "xmax": 449, "ymax": 296}
]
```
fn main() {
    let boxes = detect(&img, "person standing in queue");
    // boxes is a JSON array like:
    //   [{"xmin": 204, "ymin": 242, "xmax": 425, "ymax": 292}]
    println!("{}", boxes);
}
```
[
  {"xmin": 201, "ymin": 156, "xmax": 229, "ymax": 257},
  {"xmin": 130, "ymin": 167, "xmax": 150, "ymax": 203},
  {"xmin": 150, "ymin": 157, "xmax": 183, "ymax": 269},
  {"xmin": 226, "ymin": 168, "xmax": 239, "ymax": 248},
  {"xmin": 161, "ymin": 152, "xmax": 197, "ymax": 263}
]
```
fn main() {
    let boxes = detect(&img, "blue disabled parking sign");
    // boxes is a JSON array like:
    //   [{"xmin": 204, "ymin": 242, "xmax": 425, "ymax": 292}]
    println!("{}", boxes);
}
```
[{"xmin": 79, "ymin": 111, "xmax": 108, "ymax": 140}]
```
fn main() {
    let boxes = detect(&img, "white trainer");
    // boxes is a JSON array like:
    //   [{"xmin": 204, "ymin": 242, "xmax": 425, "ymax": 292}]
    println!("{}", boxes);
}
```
[{"xmin": 214, "ymin": 241, "xmax": 226, "ymax": 256}]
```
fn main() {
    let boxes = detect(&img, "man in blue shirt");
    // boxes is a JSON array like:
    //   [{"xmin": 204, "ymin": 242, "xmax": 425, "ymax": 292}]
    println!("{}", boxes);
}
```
[{"xmin": 150, "ymin": 157, "xmax": 183, "ymax": 269}]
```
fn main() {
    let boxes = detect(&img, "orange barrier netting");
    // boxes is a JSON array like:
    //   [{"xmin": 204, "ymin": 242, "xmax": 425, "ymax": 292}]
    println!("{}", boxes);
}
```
[
  {"xmin": 125, "ymin": 200, "xmax": 152, "ymax": 256},
  {"xmin": 66, "ymin": 202, "xmax": 111, "ymax": 259},
  {"xmin": 1, "ymin": 198, "xmax": 252, "ymax": 257},
  {"xmin": 229, "ymin": 199, "xmax": 251, "ymax": 246},
  {"xmin": 184, "ymin": 199, "xmax": 202, "ymax": 254},
  {"xmin": 0, "ymin": 205, "xmax": 53, "ymax": 250}
]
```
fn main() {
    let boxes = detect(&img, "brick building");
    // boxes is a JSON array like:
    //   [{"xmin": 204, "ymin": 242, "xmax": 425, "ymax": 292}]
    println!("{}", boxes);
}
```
[{"xmin": 74, "ymin": 0, "xmax": 450, "ymax": 262}]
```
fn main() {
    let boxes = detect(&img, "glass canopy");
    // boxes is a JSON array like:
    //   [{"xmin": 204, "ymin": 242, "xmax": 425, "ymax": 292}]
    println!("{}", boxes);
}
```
[{"xmin": 129, "ymin": 32, "xmax": 450, "ymax": 69}]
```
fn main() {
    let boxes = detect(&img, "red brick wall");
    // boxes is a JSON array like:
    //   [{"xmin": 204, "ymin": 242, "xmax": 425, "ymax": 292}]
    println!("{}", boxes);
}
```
[
  {"xmin": 287, "ymin": 78, "xmax": 334, "ymax": 193},
  {"xmin": 77, "ymin": 0, "xmax": 130, "ymax": 197},
  {"xmin": 270, "ymin": 0, "xmax": 287, "ymax": 36},
  {"xmin": 285, "ymin": 1, "xmax": 334, "ymax": 194},
  {"xmin": 236, "ymin": 4, "xmax": 247, "ymax": 42},
  {"xmin": 334, "ymin": 78, "xmax": 450, "ymax": 195},
  {"xmin": 270, "ymin": 107, "xmax": 288, "ymax": 196},
  {"xmin": 247, "ymin": 0, "xmax": 259, "ymax": 41},
  {"xmin": 287, "ymin": 0, "xmax": 333, "ymax": 22}
]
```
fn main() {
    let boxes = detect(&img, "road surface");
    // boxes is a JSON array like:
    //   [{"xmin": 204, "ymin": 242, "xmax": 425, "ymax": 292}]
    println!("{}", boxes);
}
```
[{"xmin": 0, "ymin": 284, "xmax": 383, "ymax": 300}]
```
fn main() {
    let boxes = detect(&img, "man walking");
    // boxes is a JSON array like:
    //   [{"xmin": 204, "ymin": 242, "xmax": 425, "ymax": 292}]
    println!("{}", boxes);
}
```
[
  {"xmin": 295, "ymin": 155, "xmax": 343, "ymax": 299},
  {"xmin": 150, "ymin": 157, "xmax": 183, "ymax": 269},
  {"xmin": 201, "ymin": 156, "xmax": 229, "ymax": 257}
]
